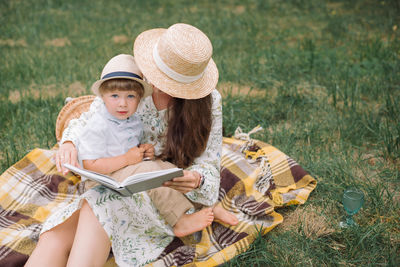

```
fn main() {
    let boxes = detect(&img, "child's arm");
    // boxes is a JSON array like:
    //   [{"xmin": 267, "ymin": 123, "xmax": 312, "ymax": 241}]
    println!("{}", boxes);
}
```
[
  {"xmin": 139, "ymin": 143, "xmax": 155, "ymax": 160},
  {"xmin": 83, "ymin": 146, "xmax": 145, "ymax": 174}
]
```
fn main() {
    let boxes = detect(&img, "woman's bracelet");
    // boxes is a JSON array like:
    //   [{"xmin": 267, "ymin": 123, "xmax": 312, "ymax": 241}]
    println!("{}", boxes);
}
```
[{"xmin": 197, "ymin": 173, "xmax": 205, "ymax": 189}]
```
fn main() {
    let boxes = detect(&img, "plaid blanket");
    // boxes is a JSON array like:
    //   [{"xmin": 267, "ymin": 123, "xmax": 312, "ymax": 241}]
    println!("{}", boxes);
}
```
[{"xmin": 0, "ymin": 137, "xmax": 316, "ymax": 266}]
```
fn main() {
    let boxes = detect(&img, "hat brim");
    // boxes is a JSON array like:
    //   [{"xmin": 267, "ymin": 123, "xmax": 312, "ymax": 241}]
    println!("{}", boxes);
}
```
[
  {"xmin": 91, "ymin": 76, "xmax": 153, "ymax": 99},
  {"xmin": 133, "ymin": 28, "xmax": 218, "ymax": 100}
]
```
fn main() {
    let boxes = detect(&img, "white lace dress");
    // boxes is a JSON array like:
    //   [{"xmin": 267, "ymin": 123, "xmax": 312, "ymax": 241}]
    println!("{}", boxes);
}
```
[{"xmin": 41, "ymin": 90, "xmax": 223, "ymax": 267}]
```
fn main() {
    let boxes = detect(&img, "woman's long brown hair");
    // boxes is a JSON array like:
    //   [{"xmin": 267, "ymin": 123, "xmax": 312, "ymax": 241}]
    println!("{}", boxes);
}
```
[{"xmin": 160, "ymin": 94, "xmax": 212, "ymax": 169}]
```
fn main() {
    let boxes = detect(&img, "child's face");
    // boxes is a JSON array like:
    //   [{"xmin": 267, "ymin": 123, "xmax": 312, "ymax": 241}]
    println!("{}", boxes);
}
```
[{"xmin": 102, "ymin": 90, "xmax": 140, "ymax": 120}]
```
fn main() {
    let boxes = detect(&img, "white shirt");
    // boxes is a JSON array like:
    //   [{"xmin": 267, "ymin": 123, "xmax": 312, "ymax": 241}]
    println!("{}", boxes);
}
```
[{"xmin": 77, "ymin": 103, "xmax": 143, "ymax": 165}]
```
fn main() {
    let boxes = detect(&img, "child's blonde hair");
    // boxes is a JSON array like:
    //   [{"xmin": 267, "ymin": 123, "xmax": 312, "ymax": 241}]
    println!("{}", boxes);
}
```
[{"xmin": 99, "ymin": 78, "xmax": 144, "ymax": 98}]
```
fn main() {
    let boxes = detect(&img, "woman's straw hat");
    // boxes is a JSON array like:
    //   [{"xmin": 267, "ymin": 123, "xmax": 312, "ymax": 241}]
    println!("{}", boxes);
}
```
[
  {"xmin": 133, "ymin": 23, "xmax": 218, "ymax": 99},
  {"xmin": 91, "ymin": 54, "xmax": 152, "ymax": 98},
  {"xmin": 55, "ymin": 95, "xmax": 96, "ymax": 142}
]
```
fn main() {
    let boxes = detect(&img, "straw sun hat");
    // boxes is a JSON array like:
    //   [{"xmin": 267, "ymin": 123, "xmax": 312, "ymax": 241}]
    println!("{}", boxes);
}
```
[
  {"xmin": 133, "ymin": 23, "xmax": 219, "ymax": 99},
  {"xmin": 91, "ymin": 54, "xmax": 152, "ymax": 98}
]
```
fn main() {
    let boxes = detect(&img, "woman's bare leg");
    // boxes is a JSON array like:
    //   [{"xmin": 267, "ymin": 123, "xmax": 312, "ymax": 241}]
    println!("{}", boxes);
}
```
[
  {"xmin": 25, "ymin": 210, "xmax": 80, "ymax": 267},
  {"xmin": 66, "ymin": 200, "xmax": 110, "ymax": 267}
]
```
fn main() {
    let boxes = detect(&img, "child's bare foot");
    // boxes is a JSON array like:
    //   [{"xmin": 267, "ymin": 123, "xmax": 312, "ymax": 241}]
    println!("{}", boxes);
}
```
[
  {"xmin": 213, "ymin": 204, "xmax": 239, "ymax": 226},
  {"xmin": 173, "ymin": 208, "xmax": 214, "ymax": 237}
]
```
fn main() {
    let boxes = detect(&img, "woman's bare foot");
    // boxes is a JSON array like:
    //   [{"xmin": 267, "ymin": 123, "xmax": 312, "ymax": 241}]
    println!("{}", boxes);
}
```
[
  {"xmin": 213, "ymin": 204, "xmax": 239, "ymax": 226},
  {"xmin": 173, "ymin": 208, "xmax": 214, "ymax": 237}
]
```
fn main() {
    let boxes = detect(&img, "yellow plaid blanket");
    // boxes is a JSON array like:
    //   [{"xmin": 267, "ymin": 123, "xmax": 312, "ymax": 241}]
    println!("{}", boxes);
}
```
[{"xmin": 0, "ymin": 137, "xmax": 316, "ymax": 266}]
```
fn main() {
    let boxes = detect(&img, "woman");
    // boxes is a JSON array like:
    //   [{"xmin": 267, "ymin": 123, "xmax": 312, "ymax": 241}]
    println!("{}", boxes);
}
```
[{"xmin": 25, "ymin": 23, "xmax": 237, "ymax": 267}]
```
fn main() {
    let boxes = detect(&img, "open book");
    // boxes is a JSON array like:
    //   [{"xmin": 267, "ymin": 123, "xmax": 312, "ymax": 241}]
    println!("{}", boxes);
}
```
[{"xmin": 63, "ymin": 163, "xmax": 183, "ymax": 197}]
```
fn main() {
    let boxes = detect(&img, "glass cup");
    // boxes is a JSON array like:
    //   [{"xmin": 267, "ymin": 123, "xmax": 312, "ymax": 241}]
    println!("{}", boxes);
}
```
[{"xmin": 339, "ymin": 188, "xmax": 364, "ymax": 228}]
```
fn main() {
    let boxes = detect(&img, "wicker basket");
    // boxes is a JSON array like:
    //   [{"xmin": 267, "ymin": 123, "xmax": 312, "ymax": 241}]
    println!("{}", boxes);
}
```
[{"xmin": 55, "ymin": 95, "xmax": 96, "ymax": 142}]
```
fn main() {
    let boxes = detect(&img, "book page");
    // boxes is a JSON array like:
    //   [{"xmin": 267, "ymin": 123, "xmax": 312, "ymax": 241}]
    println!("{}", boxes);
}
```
[
  {"xmin": 121, "ymin": 168, "xmax": 183, "ymax": 186},
  {"xmin": 123, "ymin": 168, "xmax": 184, "ymax": 195},
  {"xmin": 63, "ymin": 163, "xmax": 120, "ymax": 188}
]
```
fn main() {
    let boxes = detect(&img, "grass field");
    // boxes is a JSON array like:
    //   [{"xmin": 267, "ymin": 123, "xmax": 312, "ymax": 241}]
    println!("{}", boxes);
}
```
[{"xmin": 1, "ymin": 0, "xmax": 399, "ymax": 265}]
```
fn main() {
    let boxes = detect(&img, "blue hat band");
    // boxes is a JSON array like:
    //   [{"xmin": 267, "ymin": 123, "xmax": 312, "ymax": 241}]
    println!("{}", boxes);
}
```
[{"xmin": 102, "ymin": 71, "xmax": 142, "ymax": 80}]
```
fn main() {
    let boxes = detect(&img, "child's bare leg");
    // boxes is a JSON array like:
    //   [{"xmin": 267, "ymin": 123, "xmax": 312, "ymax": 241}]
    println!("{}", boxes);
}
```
[
  {"xmin": 25, "ymin": 210, "xmax": 80, "ymax": 267},
  {"xmin": 213, "ymin": 202, "xmax": 239, "ymax": 226},
  {"xmin": 66, "ymin": 200, "xmax": 110, "ymax": 267},
  {"xmin": 173, "ymin": 207, "xmax": 214, "ymax": 237}
]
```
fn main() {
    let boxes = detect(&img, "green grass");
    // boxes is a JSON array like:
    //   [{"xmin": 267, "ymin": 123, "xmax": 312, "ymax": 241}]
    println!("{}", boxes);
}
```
[{"xmin": 1, "ymin": 0, "xmax": 399, "ymax": 266}]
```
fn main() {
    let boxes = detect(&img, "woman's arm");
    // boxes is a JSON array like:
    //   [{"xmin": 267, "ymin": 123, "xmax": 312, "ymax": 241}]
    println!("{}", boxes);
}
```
[
  {"xmin": 56, "ymin": 96, "xmax": 104, "ymax": 174},
  {"xmin": 56, "ymin": 141, "xmax": 80, "ymax": 174}
]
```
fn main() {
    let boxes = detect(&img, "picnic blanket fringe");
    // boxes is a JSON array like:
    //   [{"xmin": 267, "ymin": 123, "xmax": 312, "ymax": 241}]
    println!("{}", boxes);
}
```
[{"xmin": 0, "ymin": 134, "xmax": 316, "ymax": 267}]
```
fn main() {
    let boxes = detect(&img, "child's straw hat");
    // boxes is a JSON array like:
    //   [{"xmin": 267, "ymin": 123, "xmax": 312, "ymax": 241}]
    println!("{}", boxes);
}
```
[
  {"xmin": 91, "ymin": 54, "xmax": 152, "ymax": 98},
  {"xmin": 133, "ymin": 23, "xmax": 218, "ymax": 100}
]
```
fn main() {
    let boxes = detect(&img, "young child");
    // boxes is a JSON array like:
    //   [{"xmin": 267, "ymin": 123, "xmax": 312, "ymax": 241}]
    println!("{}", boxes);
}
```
[
  {"xmin": 77, "ymin": 54, "xmax": 153, "ymax": 174},
  {"xmin": 77, "ymin": 54, "xmax": 214, "ymax": 237}
]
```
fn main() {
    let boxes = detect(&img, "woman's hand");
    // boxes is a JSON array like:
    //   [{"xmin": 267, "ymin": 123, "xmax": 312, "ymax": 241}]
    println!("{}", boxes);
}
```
[
  {"xmin": 56, "ymin": 141, "xmax": 80, "ymax": 175},
  {"xmin": 163, "ymin": 170, "xmax": 202, "ymax": 194},
  {"xmin": 139, "ymin": 143, "xmax": 155, "ymax": 160}
]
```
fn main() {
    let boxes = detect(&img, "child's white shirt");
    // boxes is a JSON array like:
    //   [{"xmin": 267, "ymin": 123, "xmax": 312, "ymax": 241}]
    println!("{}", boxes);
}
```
[{"xmin": 77, "ymin": 103, "xmax": 143, "ymax": 166}]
